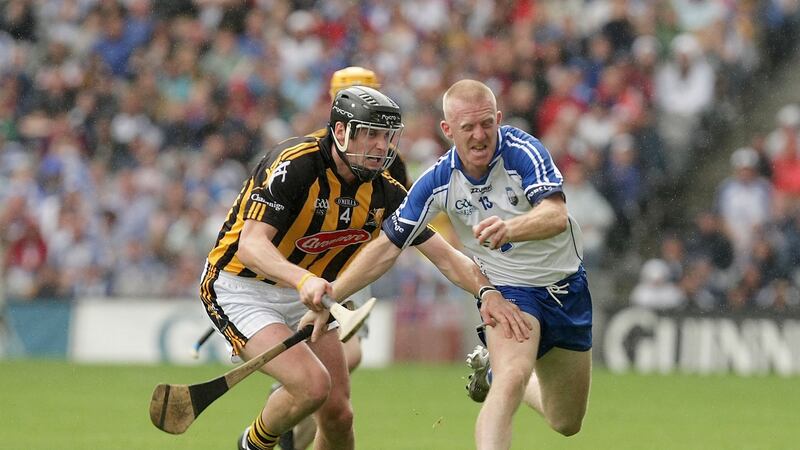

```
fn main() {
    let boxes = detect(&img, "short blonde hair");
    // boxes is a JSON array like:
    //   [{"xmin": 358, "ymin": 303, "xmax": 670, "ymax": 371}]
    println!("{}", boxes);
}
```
[{"xmin": 442, "ymin": 80, "xmax": 497, "ymax": 121}]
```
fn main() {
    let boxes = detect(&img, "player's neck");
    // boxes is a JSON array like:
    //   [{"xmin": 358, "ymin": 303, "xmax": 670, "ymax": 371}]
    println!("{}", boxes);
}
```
[
  {"xmin": 462, "ymin": 162, "xmax": 489, "ymax": 181},
  {"xmin": 332, "ymin": 149, "xmax": 358, "ymax": 184}
]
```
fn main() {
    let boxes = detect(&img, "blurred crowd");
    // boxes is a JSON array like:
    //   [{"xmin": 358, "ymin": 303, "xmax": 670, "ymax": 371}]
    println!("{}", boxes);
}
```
[
  {"xmin": 631, "ymin": 104, "xmax": 800, "ymax": 314},
  {"xmin": 0, "ymin": 0, "xmax": 799, "ymax": 314}
]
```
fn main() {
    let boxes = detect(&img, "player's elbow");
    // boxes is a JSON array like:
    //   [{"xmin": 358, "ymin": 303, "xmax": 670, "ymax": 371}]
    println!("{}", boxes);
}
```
[
  {"xmin": 551, "ymin": 211, "xmax": 569, "ymax": 234},
  {"xmin": 237, "ymin": 244, "xmax": 256, "ymax": 268},
  {"xmin": 550, "ymin": 416, "xmax": 583, "ymax": 437},
  {"xmin": 537, "ymin": 210, "xmax": 568, "ymax": 238},
  {"xmin": 237, "ymin": 224, "xmax": 261, "ymax": 267}
]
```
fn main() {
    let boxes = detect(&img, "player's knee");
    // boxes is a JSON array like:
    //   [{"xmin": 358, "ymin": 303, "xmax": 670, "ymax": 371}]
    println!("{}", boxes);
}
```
[
  {"xmin": 345, "ymin": 348, "xmax": 362, "ymax": 372},
  {"xmin": 549, "ymin": 415, "xmax": 583, "ymax": 437},
  {"xmin": 317, "ymin": 399, "xmax": 353, "ymax": 436},
  {"xmin": 297, "ymin": 372, "xmax": 332, "ymax": 411},
  {"xmin": 500, "ymin": 365, "xmax": 531, "ymax": 392}
]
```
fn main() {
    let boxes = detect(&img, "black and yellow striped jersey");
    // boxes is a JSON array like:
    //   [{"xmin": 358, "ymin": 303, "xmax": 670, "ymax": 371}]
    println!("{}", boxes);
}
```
[{"xmin": 207, "ymin": 128, "xmax": 434, "ymax": 283}]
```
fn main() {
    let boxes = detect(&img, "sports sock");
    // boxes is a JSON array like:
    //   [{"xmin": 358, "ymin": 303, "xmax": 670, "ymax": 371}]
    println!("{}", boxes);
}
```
[{"xmin": 247, "ymin": 414, "xmax": 280, "ymax": 450}]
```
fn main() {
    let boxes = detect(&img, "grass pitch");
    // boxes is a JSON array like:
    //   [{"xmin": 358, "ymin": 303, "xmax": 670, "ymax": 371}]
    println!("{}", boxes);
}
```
[{"xmin": 0, "ymin": 360, "xmax": 796, "ymax": 449}]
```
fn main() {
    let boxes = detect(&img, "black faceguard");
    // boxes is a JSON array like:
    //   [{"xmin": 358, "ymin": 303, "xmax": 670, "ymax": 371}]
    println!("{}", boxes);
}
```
[{"xmin": 330, "ymin": 86, "xmax": 404, "ymax": 182}]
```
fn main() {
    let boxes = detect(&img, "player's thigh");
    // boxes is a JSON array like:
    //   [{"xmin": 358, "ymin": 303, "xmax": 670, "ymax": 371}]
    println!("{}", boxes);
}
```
[
  {"xmin": 308, "ymin": 331, "xmax": 353, "ymax": 425},
  {"xmin": 486, "ymin": 314, "xmax": 540, "ymax": 381},
  {"xmin": 342, "ymin": 335, "xmax": 362, "ymax": 367},
  {"xmin": 308, "ymin": 331, "xmax": 350, "ymax": 401},
  {"xmin": 535, "ymin": 347, "xmax": 592, "ymax": 417},
  {"xmin": 242, "ymin": 322, "xmax": 329, "ymax": 391}
]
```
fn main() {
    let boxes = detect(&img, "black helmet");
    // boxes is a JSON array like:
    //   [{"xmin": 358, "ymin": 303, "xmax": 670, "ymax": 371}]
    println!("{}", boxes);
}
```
[{"xmin": 329, "ymin": 86, "xmax": 404, "ymax": 182}]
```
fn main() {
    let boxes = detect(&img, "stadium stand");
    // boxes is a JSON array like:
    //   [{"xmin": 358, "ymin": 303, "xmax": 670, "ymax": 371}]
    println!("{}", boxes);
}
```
[{"xmin": 0, "ymin": 0, "xmax": 798, "ymax": 316}]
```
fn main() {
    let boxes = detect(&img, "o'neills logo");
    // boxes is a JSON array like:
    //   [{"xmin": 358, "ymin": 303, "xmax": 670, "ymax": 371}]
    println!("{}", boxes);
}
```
[
  {"xmin": 295, "ymin": 229, "xmax": 371, "ymax": 254},
  {"xmin": 335, "ymin": 197, "xmax": 359, "ymax": 208}
]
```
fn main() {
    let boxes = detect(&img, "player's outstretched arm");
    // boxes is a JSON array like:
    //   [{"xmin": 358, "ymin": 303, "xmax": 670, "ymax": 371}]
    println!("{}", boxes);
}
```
[
  {"xmin": 415, "ymin": 234, "xmax": 532, "ymax": 342},
  {"xmin": 331, "ymin": 232, "xmax": 402, "ymax": 301}
]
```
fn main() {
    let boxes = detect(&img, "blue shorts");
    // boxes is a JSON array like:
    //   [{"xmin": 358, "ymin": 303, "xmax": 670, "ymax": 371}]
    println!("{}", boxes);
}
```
[{"xmin": 476, "ymin": 267, "xmax": 593, "ymax": 359}]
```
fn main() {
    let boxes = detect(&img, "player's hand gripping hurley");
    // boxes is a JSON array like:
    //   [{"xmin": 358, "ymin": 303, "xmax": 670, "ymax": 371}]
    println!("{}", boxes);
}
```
[{"xmin": 149, "ymin": 296, "xmax": 376, "ymax": 435}]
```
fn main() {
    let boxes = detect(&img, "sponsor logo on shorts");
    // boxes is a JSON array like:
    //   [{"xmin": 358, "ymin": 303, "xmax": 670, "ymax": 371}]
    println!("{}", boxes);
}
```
[{"xmin": 295, "ymin": 229, "xmax": 371, "ymax": 254}]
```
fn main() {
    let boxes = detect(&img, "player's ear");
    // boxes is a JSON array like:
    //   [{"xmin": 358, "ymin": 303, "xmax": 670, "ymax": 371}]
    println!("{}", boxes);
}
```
[
  {"xmin": 440, "ymin": 120, "xmax": 452, "ymax": 140},
  {"xmin": 496, "ymin": 110, "xmax": 503, "ymax": 125},
  {"xmin": 334, "ymin": 121, "xmax": 346, "ymax": 140}
]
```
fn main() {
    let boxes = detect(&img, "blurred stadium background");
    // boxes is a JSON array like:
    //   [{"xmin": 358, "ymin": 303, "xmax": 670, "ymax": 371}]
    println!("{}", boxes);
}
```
[{"xmin": 1, "ymin": 0, "xmax": 800, "ymax": 448}]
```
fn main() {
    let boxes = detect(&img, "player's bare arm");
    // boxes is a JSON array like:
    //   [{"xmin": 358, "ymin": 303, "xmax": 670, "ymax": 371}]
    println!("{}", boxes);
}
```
[
  {"xmin": 238, "ymin": 219, "xmax": 331, "ymax": 311},
  {"xmin": 415, "ymin": 234, "xmax": 532, "ymax": 342},
  {"xmin": 332, "ymin": 232, "xmax": 403, "ymax": 301},
  {"xmin": 473, "ymin": 195, "xmax": 568, "ymax": 250}
]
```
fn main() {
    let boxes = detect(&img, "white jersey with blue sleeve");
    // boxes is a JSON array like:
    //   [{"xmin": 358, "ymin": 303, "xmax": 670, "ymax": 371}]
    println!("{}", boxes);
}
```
[{"xmin": 382, "ymin": 126, "xmax": 584, "ymax": 286}]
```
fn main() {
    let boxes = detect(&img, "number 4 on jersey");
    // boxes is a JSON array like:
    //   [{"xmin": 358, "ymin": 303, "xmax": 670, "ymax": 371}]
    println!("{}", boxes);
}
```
[{"xmin": 340, "ymin": 207, "xmax": 351, "ymax": 223}]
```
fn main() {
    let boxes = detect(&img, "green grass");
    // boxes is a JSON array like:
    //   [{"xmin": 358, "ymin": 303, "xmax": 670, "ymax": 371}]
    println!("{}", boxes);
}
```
[{"xmin": 1, "ymin": 360, "xmax": 796, "ymax": 449}]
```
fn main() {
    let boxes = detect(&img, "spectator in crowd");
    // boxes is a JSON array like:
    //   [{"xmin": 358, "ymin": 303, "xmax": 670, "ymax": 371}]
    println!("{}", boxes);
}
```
[
  {"xmin": 562, "ymin": 161, "xmax": 615, "ymax": 268},
  {"xmin": 727, "ymin": 263, "xmax": 763, "ymax": 311},
  {"xmin": 684, "ymin": 211, "xmax": 734, "ymax": 272},
  {"xmin": 679, "ymin": 257, "xmax": 723, "ymax": 312},
  {"xmin": 765, "ymin": 104, "xmax": 800, "ymax": 161},
  {"xmin": 602, "ymin": 133, "xmax": 643, "ymax": 254},
  {"xmin": 755, "ymin": 278, "xmax": 800, "ymax": 312},
  {"xmin": 659, "ymin": 233, "xmax": 686, "ymax": 283},
  {"xmin": 630, "ymin": 258, "xmax": 686, "ymax": 310},
  {"xmin": 768, "ymin": 108, "xmax": 800, "ymax": 201},
  {"xmin": 654, "ymin": 33, "xmax": 715, "ymax": 176},
  {"xmin": 716, "ymin": 147, "xmax": 773, "ymax": 267},
  {"xmin": 2, "ymin": 216, "xmax": 47, "ymax": 300}
]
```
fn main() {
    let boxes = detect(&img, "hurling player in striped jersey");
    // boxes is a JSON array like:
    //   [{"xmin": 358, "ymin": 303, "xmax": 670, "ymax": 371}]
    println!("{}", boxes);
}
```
[{"xmin": 282, "ymin": 66, "xmax": 410, "ymax": 450}]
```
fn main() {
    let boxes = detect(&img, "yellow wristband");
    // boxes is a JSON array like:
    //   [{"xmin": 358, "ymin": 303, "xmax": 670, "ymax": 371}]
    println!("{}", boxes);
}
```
[{"xmin": 296, "ymin": 272, "xmax": 314, "ymax": 291}]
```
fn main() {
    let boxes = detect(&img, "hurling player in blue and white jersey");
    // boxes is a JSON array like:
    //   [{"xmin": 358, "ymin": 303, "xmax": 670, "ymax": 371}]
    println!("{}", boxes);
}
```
[{"xmin": 312, "ymin": 80, "xmax": 592, "ymax": 450}]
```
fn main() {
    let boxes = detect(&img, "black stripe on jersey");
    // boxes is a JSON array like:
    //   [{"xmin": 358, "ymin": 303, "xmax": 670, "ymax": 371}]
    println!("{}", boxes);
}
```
[
  {"xmin": 285, "ymin": 175, "xmax": 330, "ymax": 267},
  {"xmin": 321, "ymin": 237, "xmax": 361, "ymax": 280}
]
